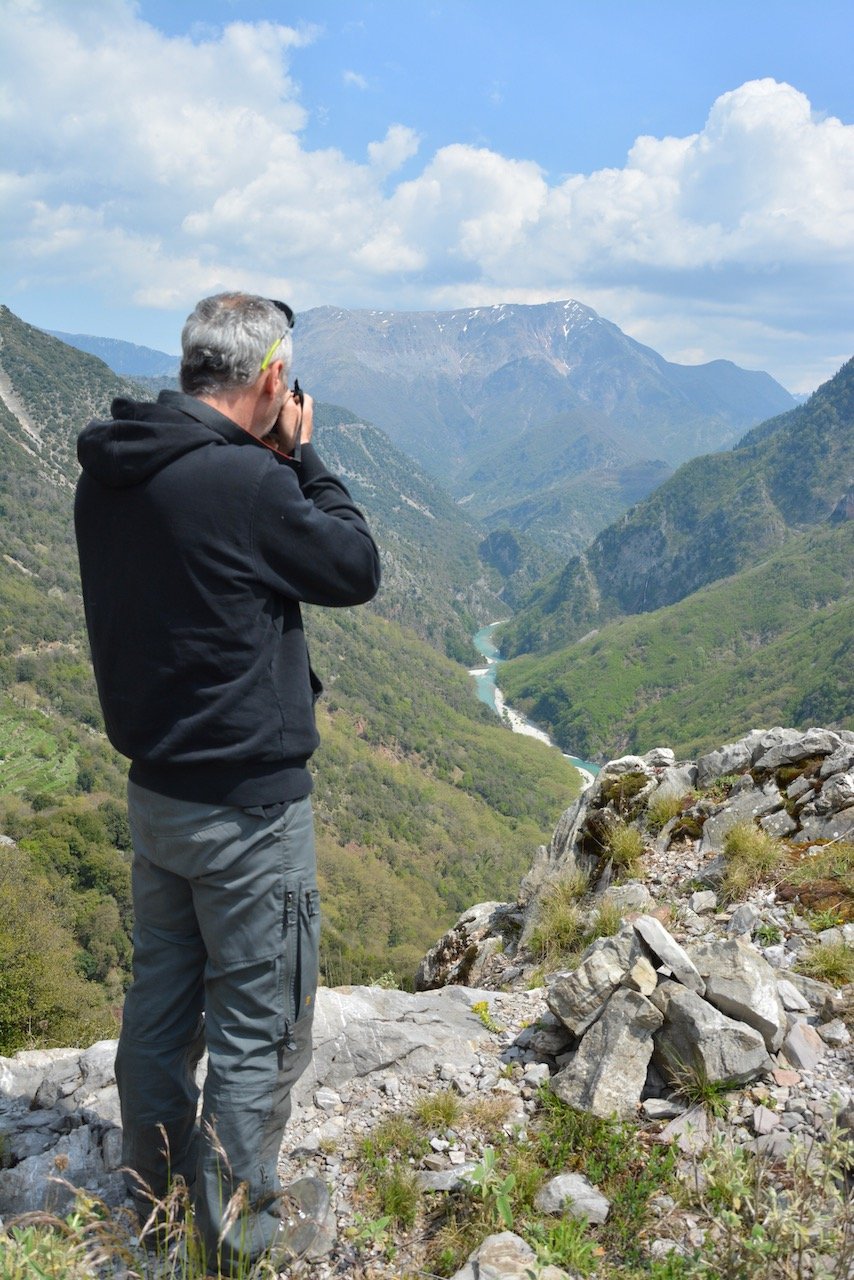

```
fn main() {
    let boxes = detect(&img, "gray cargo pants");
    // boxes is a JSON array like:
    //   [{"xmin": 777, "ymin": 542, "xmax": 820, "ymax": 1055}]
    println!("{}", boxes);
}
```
[{"xmin": 115, "ymin": 782, "xmax": 319, "ymax": 1271}]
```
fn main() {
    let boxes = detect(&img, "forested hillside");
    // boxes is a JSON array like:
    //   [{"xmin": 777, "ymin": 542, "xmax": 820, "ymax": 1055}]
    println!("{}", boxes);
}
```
[
  {"xmin": 497, "ymin": 359, "xmax": 854, "ymax": 761},
  {"xmin": 500, "ymin": 521, "xmax": 853, "ymax": 761},
  {"xmin": 500, "ymin": 356, "xmax": 854, "ymax": 658},
  {"xmin": 0, "ymin": 312, "xmax": 580, "ymax": 1055},
  {"xmin": 308, "ymin": 403, "xmax": 499, "ymax": 660}
]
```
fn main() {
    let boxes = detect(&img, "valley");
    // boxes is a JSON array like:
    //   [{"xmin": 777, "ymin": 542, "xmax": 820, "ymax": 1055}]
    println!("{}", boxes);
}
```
[{"xmin": 1, "ymin": 301, "xmax": 850, "ymax": 1059}]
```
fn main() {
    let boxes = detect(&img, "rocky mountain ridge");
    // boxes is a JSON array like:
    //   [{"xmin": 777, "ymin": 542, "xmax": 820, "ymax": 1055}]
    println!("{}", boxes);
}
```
[
  {"xmin": 295, "ymin": 301, "xmax": 794, "ymax": 560},
  {"xmin": 294, "ymin": 301, "xmax": 793, "ymax": 473},
  {"xmin": 2, "ymin": 725, "xmax": 852, "ymax": 1277}
]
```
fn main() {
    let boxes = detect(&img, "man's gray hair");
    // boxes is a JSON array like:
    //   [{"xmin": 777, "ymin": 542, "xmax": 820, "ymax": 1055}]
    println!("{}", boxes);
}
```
[{"xmin": 180, "ymin": 293, "xmax": 293, "ymax": 396}]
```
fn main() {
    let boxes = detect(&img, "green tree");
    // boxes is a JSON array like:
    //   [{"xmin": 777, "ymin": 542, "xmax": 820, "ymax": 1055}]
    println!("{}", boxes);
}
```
[{"xmin": 0, "ymin": 848, "xmax": 116, "ymax": 1055}]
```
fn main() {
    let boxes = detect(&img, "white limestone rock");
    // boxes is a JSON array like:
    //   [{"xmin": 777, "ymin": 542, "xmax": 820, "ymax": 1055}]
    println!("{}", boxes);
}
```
[
  {"xmin": 820, "ymin": 771, "xmax": 854, "ymax": 811},
  {"xmin": 753, "ymin": 728, "xmax": 842, "ymax": 772},
  {"xmin": 798, "ymin": 808, "xmax": 854, "ymax": 843},
  {"xmin": 699, "ymin": 783, "xmax": 784, "ymax": 853},
  {"xmin": 781, "ymin": 1022, "xmax": 827, "ymax": 1072},
  {"xmin": 534, "ymin": 1172, "xmax": 610, "ymax": 1223},
  {"xmin": 633, "ymin": 916, "xmax": 706, "ymax": 995},
  {"xmin": 546, "ymin": 928, "xmax": 641, "ymax": 1036},
  {"xmin": 600, "ymin": 881, "xmax": 655, "ymax": 915},
  {"xmin": 687, "ymin": 938, "xmax": 787, "ymax": 1052},
  {"xmin": 651, "ymin": 981, "xmax": 770, "ymax": 1086},
  {"xmin": 649, "ymin": 764, "xmax": 698, "ymax": 802},
  {"xmin": 551, "ymin": 988, "xmax": 663, "ymax": 1119}
]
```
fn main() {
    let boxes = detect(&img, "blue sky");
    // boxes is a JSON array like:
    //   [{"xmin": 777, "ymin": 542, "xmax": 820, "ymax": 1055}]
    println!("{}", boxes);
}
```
[{"xmin": 2, "ymin": 0, "xmax": 853, "ymax": 391}]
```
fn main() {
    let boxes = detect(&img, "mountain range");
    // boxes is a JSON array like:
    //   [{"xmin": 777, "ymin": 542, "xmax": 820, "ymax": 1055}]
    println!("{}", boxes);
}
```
[{"xmin": 49, "ymin": 300, "xmax": 795, "ymax": 560}]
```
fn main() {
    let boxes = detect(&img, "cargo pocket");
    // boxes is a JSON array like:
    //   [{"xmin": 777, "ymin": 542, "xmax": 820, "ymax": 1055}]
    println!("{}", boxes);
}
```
[
  {"xmin": 281, "ymin": 882, "xmax": 320, "ymax": 1035},
  {"xmin": 294, "ymin": 885, "xmax": 320, "ymax": 1023}
]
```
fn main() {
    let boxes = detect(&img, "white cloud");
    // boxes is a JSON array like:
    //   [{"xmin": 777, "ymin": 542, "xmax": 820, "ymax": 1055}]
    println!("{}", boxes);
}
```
[
  {"xmin": 342, "ymin": 69, "xmax": 368, "ymax": 90},
  {"xmin": 367, "ymin": 125, "xmax": 420, "ymax": 177},
  {"xmin": 1, "ymin": 2, "xmax": 852, "ymax": 391}
]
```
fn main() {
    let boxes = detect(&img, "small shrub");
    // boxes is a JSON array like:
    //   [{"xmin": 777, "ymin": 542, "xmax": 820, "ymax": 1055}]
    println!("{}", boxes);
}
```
[
  {"xmin": 701, "ymin": 773, "xmax": 745, "ymax": 801},
  {"xmin": 529, "ymin": 1217, "xmax": 600, "ymax": 1275},
  {"xmin": 462, "ymin": 1146, "xmax": 515, "ymax": 1229},
  {"xmin": 600, "ymin": 770, "xmax": 650, "ymax": 815},
  {"xmin": 368, "ymin": 970, "xmax": 399, "ymax": 989},
  {"xmin": 721, "ymin": 822, "xmax": 788, "ymax": 900},
  {"xmin": 678, "ymin": 1126, "xmax": 854, "ymax": 1278},
  {"xmin": 349, "ymin": 1210, "xmax": 393, "ymax": 1251},
  {"xmin": 669, "ymin": 814, "xmax": 705, "ymax": 841},
  {"xmin": 755, "ymin": 920, "xmax": 782, "ymax": 946}
]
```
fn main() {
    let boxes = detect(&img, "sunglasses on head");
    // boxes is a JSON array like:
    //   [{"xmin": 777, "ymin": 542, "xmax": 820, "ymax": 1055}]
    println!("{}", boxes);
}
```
[
  {"xmin": 268, "ymin": 300, "xmax": 295, "ymax": 328},
  {"xmin": 259, "ymin": 300, "xmax": 296, "ymax": 371}
]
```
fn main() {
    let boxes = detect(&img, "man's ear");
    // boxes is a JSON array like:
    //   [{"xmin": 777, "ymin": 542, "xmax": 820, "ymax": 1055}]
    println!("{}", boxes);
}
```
[{"xmin": 261, "ymin": 360, "xmax": 285, "ymax": 398}]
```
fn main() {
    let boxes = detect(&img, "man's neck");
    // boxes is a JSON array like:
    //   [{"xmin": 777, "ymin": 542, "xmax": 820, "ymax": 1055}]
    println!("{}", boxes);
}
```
[{"xmin": 195, "ymin": 390, "xmax": 255, "ymax": 432}]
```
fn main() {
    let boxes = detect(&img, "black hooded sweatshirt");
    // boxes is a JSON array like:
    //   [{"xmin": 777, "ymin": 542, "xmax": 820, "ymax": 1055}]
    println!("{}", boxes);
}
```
[{"xmin": 75, "ymin": 390, "xmax": 381, "ymax": 805}]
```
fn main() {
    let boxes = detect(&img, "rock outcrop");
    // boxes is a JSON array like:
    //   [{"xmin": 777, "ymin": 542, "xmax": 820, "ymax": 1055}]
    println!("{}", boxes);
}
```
[
  {"xmin": 413, "ymin": 724, "xmax": 854, "ymax": 1121},
  {"xmin": 2, "ymin": 725, "xmax": 852, "ymax": 1279}
]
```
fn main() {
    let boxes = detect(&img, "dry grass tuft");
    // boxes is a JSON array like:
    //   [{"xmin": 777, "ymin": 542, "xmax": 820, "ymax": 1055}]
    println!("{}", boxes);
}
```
[{"xmin": 722, "ymin": 822, "xmax": 789, "ymax": 901}]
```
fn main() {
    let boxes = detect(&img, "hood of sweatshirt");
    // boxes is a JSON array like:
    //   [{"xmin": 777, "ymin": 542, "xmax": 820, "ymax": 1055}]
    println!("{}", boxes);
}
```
[{"xmin": 76, "ymin": 390, "xmax": 253, "ymax": 489}]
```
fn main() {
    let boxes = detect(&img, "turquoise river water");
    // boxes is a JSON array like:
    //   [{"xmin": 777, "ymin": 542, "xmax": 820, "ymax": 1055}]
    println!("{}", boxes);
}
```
[{"xmin": 470, "ymin": 622, "xmax": 599, "ymax": 778}]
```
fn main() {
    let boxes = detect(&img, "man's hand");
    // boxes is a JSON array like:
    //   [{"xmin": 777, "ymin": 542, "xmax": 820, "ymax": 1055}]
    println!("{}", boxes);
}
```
[{"xmin": 270, "ymin": 388, "xmax": 314, "ymax": 455}]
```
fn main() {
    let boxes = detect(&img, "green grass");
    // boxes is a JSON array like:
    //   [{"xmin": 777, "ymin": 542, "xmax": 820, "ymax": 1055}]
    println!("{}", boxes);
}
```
[
  {"xmin": 646, "ymin": 791, "xmax": 689, "ymax": 833},
  {"xmin": 528, "ymin": 871, "xmax": 590, "ymax": 962},
  {"xmin": 795, "ymin": 940, "xmax": 854, "ymax": 986},
  {"xmin": 5, "ymin": 1086, "xmax": 854, "ymax": 1279},
  {"xmin": 414, "ymin": 1089, "xmax": 462, "ymax": 1131},
  {"xmin": 528, "ymin": 874, "xmax": 626, "ymax": 970},
  {"xmin": 664, "ymin": 1058, "xmax": 738, "ymax": 1119},
  {"xmin": 784, "ymin": 840, "xmax": 854, "ymax": 897},
  {"xmin": 606, "ymin": 821, "xmax": 645, "ymax": 877}
]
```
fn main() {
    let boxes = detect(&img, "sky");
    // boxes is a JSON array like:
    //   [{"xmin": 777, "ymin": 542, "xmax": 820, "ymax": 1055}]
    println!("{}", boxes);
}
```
[{"xmin": 2, "ymin": 1, "xmax": 853, "ymax": 393}]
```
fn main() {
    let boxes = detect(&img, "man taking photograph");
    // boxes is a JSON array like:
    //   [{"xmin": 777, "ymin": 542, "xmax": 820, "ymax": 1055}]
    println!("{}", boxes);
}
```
[{"xmin": 75, "ymin": 292, "xmax": 381, "ymax": 1272}]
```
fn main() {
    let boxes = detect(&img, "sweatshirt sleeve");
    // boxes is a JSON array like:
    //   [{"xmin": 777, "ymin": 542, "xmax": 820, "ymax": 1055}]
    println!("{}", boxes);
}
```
[{"xmin": 250, "ymin": 444, "xmax": 381, "ymax": 606}]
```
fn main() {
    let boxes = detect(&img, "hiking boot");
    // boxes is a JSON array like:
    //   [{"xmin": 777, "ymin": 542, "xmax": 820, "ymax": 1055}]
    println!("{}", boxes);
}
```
[{"xmin": 269, "ymin": 1176, "xmax": 331, "ymax": 1263}]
